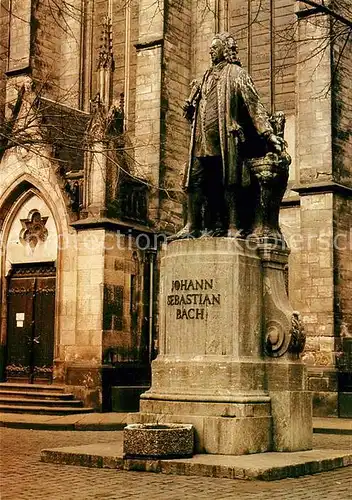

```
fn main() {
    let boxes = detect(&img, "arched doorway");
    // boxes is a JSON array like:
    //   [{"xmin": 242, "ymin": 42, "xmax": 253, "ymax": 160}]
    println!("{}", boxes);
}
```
[
  {"xmin": 6, "ymin": 262, "xmax": 56, "ymax": 383},
  {"xmin": 2, "ymin": 191, "xmax": 58, "ymax": 383}
]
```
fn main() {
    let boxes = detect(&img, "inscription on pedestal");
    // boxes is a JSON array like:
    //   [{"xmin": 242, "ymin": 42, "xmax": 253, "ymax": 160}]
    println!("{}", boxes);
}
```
[{"xmin": 167, "ymin": 278, "xmax": 221, "ymax": 320}]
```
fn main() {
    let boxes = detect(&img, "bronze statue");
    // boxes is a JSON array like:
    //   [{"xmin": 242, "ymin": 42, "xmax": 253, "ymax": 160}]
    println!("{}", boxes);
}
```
[{"xmin": 170, "ymin": 32, "xmax": 289, "ymax": 241}]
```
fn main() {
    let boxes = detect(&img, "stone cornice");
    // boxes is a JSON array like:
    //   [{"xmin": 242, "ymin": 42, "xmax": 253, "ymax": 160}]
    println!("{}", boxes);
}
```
[
  {"xmin": 134, "ymin": 38, "xmax": 164, "ymax": 51},
  {"xmin": 70, "ymin": 217, "xmax": 156, "ymax": 235},
  {"xmin": 281, "ymin": 196, "xmax": 301, "ymax": 207},
  {"xmin": 292, "ymin": 181, "xmax": 352, "ymax": 197},
  {"xmin": 5, "ymin": 66, "xmax": 31, "ymax": 78}
]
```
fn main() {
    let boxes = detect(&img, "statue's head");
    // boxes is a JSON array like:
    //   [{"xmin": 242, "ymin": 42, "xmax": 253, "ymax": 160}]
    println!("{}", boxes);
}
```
[{"xmin": 210, "ymin": 32, "xmax": 241, "ymax": 66}]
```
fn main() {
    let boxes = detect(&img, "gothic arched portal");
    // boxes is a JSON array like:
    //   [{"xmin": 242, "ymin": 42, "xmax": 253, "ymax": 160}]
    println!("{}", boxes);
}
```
[{"xmin": 1, "ymin": 187, "xmax": 59, "ymax": 383}]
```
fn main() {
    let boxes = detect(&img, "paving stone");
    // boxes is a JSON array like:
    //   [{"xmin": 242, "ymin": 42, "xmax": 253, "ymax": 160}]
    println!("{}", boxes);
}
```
[{"xmin": 1, "ymin": 428, "xmax": 352, "ymax": 499}]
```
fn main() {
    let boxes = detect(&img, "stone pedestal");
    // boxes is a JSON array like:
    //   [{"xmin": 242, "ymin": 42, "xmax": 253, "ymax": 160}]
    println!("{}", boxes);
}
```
[{"xmin": 132, "ymin": 239, "xmax": 312, "ymax": 454}]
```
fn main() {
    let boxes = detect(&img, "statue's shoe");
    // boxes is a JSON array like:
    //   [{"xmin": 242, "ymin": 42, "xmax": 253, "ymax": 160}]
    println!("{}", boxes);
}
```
[
  {"xmin": 200, "ymin": 228, "xmax": 227, "ymax": 238},
  {"xmin": 227, "ymin": 227, "xmax": 246, "ymax": 238},
  {"xmin": 167, "ymin": 225, "xmax": 200, "ymax": 241}
]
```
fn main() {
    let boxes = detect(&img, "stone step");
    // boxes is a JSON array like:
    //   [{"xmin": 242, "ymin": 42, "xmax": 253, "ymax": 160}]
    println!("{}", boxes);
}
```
[
  {"xmin": 0, "ymin": 390, "xmax": 75, "ymax": 400},
  {"xmin": 0, "ymin": 397, "xmax": 83, "ymax": 408},
  {"xmin": 0, "ymin": 404, "xmax": 94, "ymax": 415},
  {"xmin": 40, "ymin": 443, "xmax": 352, "ymax": 481},
  {"xmin": 0, "ymin": 383, "xmax": 66, "ymax": 393}
]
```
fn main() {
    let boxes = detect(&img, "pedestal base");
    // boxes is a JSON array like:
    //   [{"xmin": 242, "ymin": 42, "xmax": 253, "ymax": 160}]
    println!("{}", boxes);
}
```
[
  {"xmin": 135, "ymin": 380, "xmax": 272, "ymax": 454},
  {"xmin": 136, "ymin": 239, "xmax": 312, "ymax": 455},
  {"xmin": 132, "ymin": 361, "xmax": 312, "ymax": 454}
]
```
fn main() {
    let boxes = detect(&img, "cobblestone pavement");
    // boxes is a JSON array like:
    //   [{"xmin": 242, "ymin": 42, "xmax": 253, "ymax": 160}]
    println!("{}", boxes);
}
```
[{"xmin": 1, "ymin": 429, "xmax": 351, "ymax": 500}]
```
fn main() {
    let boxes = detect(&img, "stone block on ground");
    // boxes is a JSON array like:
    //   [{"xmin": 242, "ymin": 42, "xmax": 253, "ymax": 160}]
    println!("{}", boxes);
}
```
[{"xmin": 123, "ymin": 423, "xmax": 194, "ymax": 458}]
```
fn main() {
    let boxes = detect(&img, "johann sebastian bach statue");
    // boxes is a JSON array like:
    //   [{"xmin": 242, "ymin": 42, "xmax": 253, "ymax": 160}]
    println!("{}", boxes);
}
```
[{"xmin": 171, "ymin": 32, "xmax": 289, "ymax": 241}]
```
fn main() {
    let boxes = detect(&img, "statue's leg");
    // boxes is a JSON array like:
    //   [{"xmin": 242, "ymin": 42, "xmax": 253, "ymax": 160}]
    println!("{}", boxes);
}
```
[
  {"xmin": 226, "ymin": 186, "xmax": 243, "ymax": 237},
  {"xmin": 167, "ymin": 159, "xmax": 203, "ymax": 240},
  {"xmin": 203, "ymin": 156, "xmax": 227, "ymax": 236},
  {"xmin": 189, "ymin": 189, "xmax": 203, "ymax": 229}
]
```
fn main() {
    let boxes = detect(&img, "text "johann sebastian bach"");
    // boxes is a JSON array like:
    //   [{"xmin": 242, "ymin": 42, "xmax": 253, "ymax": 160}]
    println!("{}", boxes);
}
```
[{"xmin": 167, "ymin": 279, "xmax": 221, "ymax": 320}]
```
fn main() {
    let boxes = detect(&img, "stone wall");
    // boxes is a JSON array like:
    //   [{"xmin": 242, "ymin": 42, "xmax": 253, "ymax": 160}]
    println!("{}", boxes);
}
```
[
  {"xmin": 299, "ymin": 193, "xmax": 337, "ymax": 416},
  {"xmin": 0, "ymin": 0, "xmax": 9, "ymax": 124},
  {"xmin": 333, "ymin": 192, "xmax": 352, "ymax": 415},
  {"xmin": 331, "ymin": 2, "xmax": 352, "ymax": 187},
  {"xmin": 31, "ymin": 0, "xmax": 62, "ymax": 100},
  {"xmin": 296, "ymin": 10, "xmax": 333, "ymax": 185},
  {"xmin": 102, "ymin": 232, "xmax": 148, "ymax": 363},
  {"xmin": 56, "ymin": 0, "xmax": 82, "ymax": 107},
  {"xmin": 293, "ymin": 6, "xmax": 343, "ymax": 416},
  {"xmin": 7, "ymin": 0, "xmax": 31, "ymax": 72},
  {"xmin": 63, "ymin": 227, "xmax": 104, "ymax": 407},
  {"xmin": 279, "ymin": 204, "xmax": 301, "ymax": 302},
  {"xmin": 125, "ymin": 0, "xmax": 139, "ymax": 138},
  {"xmin": 228, "ymin": 0, "xmax": 296, "ymax": 113},
  {"xmin": 334, "ymin": 194, "xmax": 352, "ymax": 340},
  {"xmin": 133, "ymin": 0, "xmax": 165, "ymax": 220},
  {"xmin": 228, "ymin": 0, "xmax": 297, "ymax": 181},
  {"xmin": 159, "ymin": 0, "xmax": 192, "ymax": 231}
]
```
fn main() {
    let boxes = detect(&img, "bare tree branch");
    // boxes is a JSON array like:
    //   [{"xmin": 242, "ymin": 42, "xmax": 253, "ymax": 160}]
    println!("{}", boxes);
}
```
[{"xmin": 297, "ymin": 0, "xmax": 352, "ymax": 28}]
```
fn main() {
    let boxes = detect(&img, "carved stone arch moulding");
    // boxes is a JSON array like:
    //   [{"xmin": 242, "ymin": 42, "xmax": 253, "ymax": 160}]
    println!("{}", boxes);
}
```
[
  {"xmin": 0, "ymin": 178, "xmax": 62, "ymax": 277},
  {"xmin": 0, "ymin": 175, "xmax": 67, "ymax": 240}
]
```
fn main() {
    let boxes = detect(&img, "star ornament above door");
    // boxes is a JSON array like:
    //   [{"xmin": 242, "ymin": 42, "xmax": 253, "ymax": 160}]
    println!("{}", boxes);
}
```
[{"xmin": 20, "ymin": 210, "xmax": 49, "ymax": 250}]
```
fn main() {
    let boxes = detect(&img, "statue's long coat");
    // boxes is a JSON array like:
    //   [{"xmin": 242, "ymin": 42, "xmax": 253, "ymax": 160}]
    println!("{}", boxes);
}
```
[{"xmin": 184, "ymin": 63, "xmax": 274, "ymax": 189}]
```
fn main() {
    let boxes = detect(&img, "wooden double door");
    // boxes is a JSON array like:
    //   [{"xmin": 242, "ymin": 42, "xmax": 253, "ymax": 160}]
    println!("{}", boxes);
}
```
[{"xmin": 6, "ymin": 263, "xmax": 56, "ymax": 383}]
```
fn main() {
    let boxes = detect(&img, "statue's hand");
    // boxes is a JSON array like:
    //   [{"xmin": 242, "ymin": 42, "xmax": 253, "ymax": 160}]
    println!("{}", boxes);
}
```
[
  {"xmin": 267, "ymin": 134, "xmax": 285, "ymax": 154},
  {"xmin": 183, "ymin": 101, "xmax": 195, "ymax": 123},
  {"xmin": 228, "ymin": 123, "xmax": 245, "ymax": 143}
]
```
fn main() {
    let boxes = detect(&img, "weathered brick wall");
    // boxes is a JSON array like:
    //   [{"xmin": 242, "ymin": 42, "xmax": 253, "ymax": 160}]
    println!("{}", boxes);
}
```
[
  {"xmin": 0, "ymin": 0, "xmax": 9, "ymax": 124},
  {"xmin": 31, "ymin": 0, "xmax": 81, "ymax": 106},
  {"xmin": 228, "ymin": 0, "xmax": 249, "ymax": 66},
  {"xmin": 298, "ymin": 193, "xmax": 337, "ymax": 416},
  {"xmin": 111, "ymin": 2, "xmax": 126, "ymax": 100},
  {"xmin": 56, "ymin": 0, "xmax": 82, "ymax": 107},
  {"xmin": 279, "ymin": 204, "xmax": 301, "ymax": 305},
  {"xmin": 243, "ymin": 0, "xmax": 272, "ymax": 110},
  {"xmin": 274, "ymin": 0, "xmax": 296, "ymax": 114},
  {"xmin": 125, "ymin": 0, "xmax": 139, "ymax": 138},
  {"xmin": 8, "ymin": 0, "xmax": 31, "ymax": 72},
  {"xmin": 331, "ymin": 0, "xmax": 352, "ymax": 344},
  {"xmin": 296, "ymin": 11, "xmax": 332, "ymax": 184},
  {"xmin": 334, "ymin": 194, "xmax": 352, "ymax": 339},
  {"xmin": 331, "ymin": 1, "xmax": 352, "ymax": 187},
  {"xmin": 103, "ymin": 234, "xmax": 148, "ymax": 362},
  {"xmin": 293, "ymin": 7, "xmax": 352, "ymax": 415},
  {"xmin": 228, "ymin": 0, "xmax": 297, "ymax": 182},
  {"xmin": 191, "ymin": 0, "xmax": 216, "ymax": 81},
  {"xmin": 31, "ymin": 0, "xmax": 61, "ymax": 98},
  {"xmin": 297, "ymin": 194, "xmax": 334, "ymax": 337},
  {"xmin": 72, "ymin": 229, "xmax": 105, "ymax": 364},
  {"xmin": 133, "ymin": 0, "xmax": 165, "ymax": 220},
  {"xmin": 333, "ymin": 193, "xmax": 352, "ymax": 414},
  {"xmin": 228, "ymin": 0, "xmax": 296, "ymax": 114},
  {"xmin": 159, "ymin": 0, "xmax": 192, "ymax": 231}
]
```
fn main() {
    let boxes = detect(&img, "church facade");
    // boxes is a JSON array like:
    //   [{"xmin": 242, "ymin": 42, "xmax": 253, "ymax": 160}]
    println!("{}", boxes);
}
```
[{"xmin": 0, "ymin": 0, "xmax": 351, "ymax": 416}]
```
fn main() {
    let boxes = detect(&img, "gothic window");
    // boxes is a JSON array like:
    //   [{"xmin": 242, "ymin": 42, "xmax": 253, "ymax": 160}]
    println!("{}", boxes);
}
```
[{"xmin": 19, "ymin": 210, "xmax": 48, "ymax": 250}]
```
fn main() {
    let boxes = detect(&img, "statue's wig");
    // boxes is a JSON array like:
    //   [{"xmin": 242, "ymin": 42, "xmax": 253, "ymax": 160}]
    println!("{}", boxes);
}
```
[{"xmin": 213, "ymin": 32, "xmax": 241, "ymax": 66}]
